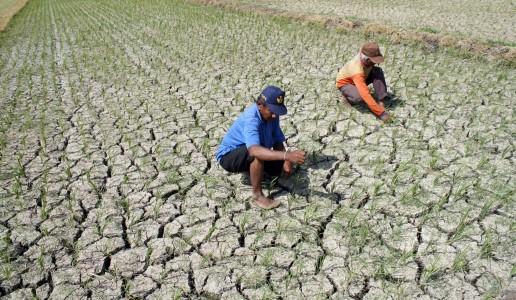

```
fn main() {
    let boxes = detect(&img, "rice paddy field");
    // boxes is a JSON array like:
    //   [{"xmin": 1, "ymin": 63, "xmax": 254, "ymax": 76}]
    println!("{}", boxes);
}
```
[
  {"xmin": 220, "ymin": 0, "xmax": 516, "ymax": 45},
  {"xmin": 0, "ymin": 0, "xmax": 514, "ymax": 299}
]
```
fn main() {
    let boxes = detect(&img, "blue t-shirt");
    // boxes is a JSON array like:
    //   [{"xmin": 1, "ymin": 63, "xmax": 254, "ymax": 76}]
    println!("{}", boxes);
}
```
[{"xmin": 215, "ymin": 104, "xmax": 286, "ymax": 161}]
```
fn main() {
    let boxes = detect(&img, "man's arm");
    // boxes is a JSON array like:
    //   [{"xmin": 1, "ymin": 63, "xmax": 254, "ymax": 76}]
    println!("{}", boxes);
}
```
[
  {"xmin": 248, "ymin": 145, "xmax": 284, "ymax": 161},
  {"xmin": 248, "ymin": 145, "xmax": 305, "ymax": 164},
  {"xmin": 273, "ymin": 142, "xmax": 295, "ymax": 176},
  {"xmin": 351, "ymin": 74, "xmax": 385, "ymax": 117}
]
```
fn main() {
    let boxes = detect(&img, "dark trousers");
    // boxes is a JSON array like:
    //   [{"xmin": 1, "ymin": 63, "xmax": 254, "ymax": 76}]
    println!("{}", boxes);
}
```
[
  {"xmin": 219, "ymin": 145, "xmax": 283, "ymax": 176},
  {"xmin": 340, "ymin": 67, "xmax": 387, "ymax": 104}
]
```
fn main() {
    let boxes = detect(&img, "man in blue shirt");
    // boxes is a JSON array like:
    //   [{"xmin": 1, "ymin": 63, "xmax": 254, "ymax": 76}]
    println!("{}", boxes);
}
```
[{"xmin": 216, "ymin": 86, "xmax": 306, "ymax": 209}]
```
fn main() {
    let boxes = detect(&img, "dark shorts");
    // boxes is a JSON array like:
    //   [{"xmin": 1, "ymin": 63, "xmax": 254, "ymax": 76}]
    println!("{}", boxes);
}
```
[{"xmin": 219, "ymin": 145, "xmax": 283, "ymax": 176}]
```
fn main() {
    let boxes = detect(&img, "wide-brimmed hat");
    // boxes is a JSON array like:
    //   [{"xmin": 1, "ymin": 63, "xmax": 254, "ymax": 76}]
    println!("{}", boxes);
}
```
[
  {"xmin": 361, "ymin": 42, "xmax": 384, "ymax": 64},
  {"xmin": 258, "ymin": 86, "xmax": 287, "ymax": 116}
]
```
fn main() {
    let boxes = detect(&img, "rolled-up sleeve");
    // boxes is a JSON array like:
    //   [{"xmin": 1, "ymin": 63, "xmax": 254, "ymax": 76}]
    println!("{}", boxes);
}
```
[{"xmin": 244, "ymin": 116, "xmax": 261, "ymax": 148}]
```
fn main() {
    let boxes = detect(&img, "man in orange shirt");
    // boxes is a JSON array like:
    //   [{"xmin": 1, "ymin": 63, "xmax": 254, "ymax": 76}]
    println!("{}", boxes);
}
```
[{"xmin": 336, "ymin": 42, "xmax": 390, "ymax": 121}]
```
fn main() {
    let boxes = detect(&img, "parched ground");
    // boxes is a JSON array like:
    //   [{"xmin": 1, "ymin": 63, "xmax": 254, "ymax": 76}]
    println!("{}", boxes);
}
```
[{"xmin": 0, "ymin": 0, "xmax": 514, "ymax": 299}]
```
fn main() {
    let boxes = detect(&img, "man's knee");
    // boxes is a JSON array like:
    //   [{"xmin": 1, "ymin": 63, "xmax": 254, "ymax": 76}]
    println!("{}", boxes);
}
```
[
  {"xmin": 340, "ymin": 86, "xmax": 362, "ymax": 104},
  {"xmin": 249, "ymin": 155, "xmax": 263, "ymax": 166}
]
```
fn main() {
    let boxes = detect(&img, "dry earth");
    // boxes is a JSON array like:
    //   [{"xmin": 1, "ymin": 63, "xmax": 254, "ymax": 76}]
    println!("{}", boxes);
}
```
[{"xmin": 0, "ymin": 0, "xmax": 515, "ymax": 299}]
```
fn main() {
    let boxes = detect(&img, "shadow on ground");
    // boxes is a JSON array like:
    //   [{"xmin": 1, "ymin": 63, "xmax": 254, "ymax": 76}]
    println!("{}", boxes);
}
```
[
  {"xmin": 348, "ymin": 92, "xmax": 404, "ymax": 115},
  {"xmin": 267, "ymin": 154, "xmax": 340, "ymax": 202}
]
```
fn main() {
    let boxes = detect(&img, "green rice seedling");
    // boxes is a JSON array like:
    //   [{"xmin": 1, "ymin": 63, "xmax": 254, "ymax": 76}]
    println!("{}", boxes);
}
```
[
  {"xmin": 238, "ymin": 213, "xmax": 250, "ymax": 235},
  {"xmin": 39, "ymin": 187, "xmax": 49, "ymax": 221},
  {"xmin": 478, "ymin": 197, "xmax": 496, "ymax": 221},
  {"xmin": 119, "ymin": 197, "xmax": 130, "ymax": 217},
  {"xmin": 172, "ymin": 289, "xmax": 184, "ymax": 300},
  {"xmin": 1, "ymin": 263, "xmax": 13, "ymax": 281},
  {"xmin": 11, "ymin": 176, "xmax": 22, "ymax": 199},
  {"xmin": 452, "ymin": 249, "xmax": 468, "ymax": 272},
  {"xmin": 286, "ymin": 193, "xmax": 296, "ymax": 209},
  {"xmin": 476, "ymin": 155, "xmax": 489, "ymax": 170},
  {"xmin": 421, "ymin": 259, "xmax": 441, "ymax": 282},
  {"xmin": 373, "ymin": 258, "xmax": 391, "ymax": 280},
  {"xmin": 134, "ymin": 228, "xmax": 143, "ymax": 245},
  {"xmin": 480, "ymin": 229, "xmax": 495, "ymax": 259},
  {"xmin": 86, "ymin": 170, "xmax": 101, "ymax": 198},
  {"xmin": 429, "ymin": 155, "xmax": 439, "ymax": 171},
  {"xmin": 452, "ymin": 183, "xmax": 470, "ymax": 201},
  {"xmin": 152, "ymin": 198, "xmax": 163, "ymax": 219},
  {"xmin": 122, "ymin": 280, "xmax": 132, "ymax": 297},
  {"xmin": 97, "ymin": 216, "xmax": 111, "ymax": 237},
  {"xmin": 482, "ymin": 277, "xmax": 503, "ymax": 300},
  {"xmin": 204, "ymin": 223, "xmax": 217, "ymax": 243},
  {"xmin": 303, "ymin": 203, "xmax": 319, "ymax": 224},
  {"xmin": 260, "ymin": 248, "xmax": 274, "ymax": 267},
  {"xmin": 15, "ymin": 153, "xmax": 25, "ymax": 178},
  {"xmin": 449, "ymin": 208, "xmax": 471, "ymax": 244},
  {"xmin": 372, "ymin": 181, "xmax": 383, "ymax": 197},
  {"xmin": 264, "ymin": 176, "xmax": 279, "ymax": 192},
  {"xmin": 37, "ymin": 245, "xmax": 45, "ymax": 270},
  {"xmin": 145, "ymin": 245, "xmax": 153, "ymax": 265},
  {"xmin": 0, "ymin": 134, "xmax": 6, "ymax": 153},
  {"xmin": 397, "ymin": 250, "xmax": 414, "ymax": 266}
]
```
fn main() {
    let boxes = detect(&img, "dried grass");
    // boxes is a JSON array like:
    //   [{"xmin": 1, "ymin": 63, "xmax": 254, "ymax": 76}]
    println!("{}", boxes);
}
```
[
  {"xmin": 188, "ymin": 0, "xmax": 515, "ymax": 66},
  {"xmin": 0, "ymin": 0, "xmax": 29, "ymax": 31}
]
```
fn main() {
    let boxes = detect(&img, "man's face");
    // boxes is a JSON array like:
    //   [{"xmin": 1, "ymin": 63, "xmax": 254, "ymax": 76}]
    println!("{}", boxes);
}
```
[
  {"xmin": 360, "ymin": 56, "xmax": 375, "ymax": 68},
  {"xmin": 257, "ymin": 102, "xmax": 277, "ymax": 121}
]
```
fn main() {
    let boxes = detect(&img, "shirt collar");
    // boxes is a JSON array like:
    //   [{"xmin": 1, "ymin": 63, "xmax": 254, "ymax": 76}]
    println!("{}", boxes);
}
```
[{"xmin": 254, "ymin": 103, "xmax": 263, "ymax": 122}]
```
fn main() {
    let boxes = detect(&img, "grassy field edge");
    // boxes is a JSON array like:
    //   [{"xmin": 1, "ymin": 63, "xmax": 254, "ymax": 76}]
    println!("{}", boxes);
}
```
[{"xmin": 187, "ymin": 0, "xmax": 516, "ymax": 67}]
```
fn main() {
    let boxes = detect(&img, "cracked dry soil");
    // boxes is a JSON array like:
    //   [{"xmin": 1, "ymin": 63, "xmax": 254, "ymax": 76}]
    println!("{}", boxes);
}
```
[{"xmin": 0, "ymin": 0, "xmax": 514, "ymax": 299}]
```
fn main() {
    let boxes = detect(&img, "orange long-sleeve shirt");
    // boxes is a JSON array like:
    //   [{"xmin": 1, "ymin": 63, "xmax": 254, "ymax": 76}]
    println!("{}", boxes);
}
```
[{"xmin": 336, "ymin": 54, "xmax": 385, "ymax": 116}]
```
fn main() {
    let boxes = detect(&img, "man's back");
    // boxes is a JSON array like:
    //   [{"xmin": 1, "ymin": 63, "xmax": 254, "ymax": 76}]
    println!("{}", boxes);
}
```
[{"xmin": 215, "ymin": 104, "xmax": 283, "ymax": 161}]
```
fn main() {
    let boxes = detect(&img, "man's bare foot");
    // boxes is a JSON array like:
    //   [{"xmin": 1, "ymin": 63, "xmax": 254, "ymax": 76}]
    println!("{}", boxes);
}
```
[
  {"xmin": 378, "ymin": 100, "xmax": 385, "ymax": 109},
  {"xmin": 252, "ymin": 194, "xmax": 280, "ymax": 209}
]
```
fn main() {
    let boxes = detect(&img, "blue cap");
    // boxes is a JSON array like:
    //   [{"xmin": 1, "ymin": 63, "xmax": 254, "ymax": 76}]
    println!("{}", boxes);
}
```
[{"xmin": 258, "ymin": 86, "xmax": 287, "ymax": 116}]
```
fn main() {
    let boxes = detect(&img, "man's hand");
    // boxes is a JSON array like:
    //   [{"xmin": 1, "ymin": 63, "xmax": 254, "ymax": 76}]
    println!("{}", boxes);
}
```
[
  {"xmin": 285, "ymin": 150, "xmax": 306, "ymax": 165},
  {"xmin": 379, "ymin": 111, "xmax": 391, "ymax": 122},
  {"xmin": 283, "ymin": 160, "xmax": 293, "ymax": 177}
]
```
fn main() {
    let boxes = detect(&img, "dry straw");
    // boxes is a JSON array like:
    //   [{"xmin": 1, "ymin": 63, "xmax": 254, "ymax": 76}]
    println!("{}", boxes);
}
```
[
  {"xmin": 188, "ymin": 0, "xmax": 516, "ymax": 65},
  {"xmin": 0, "ymin": 0, "xmax": 29, "ymax": 31}
]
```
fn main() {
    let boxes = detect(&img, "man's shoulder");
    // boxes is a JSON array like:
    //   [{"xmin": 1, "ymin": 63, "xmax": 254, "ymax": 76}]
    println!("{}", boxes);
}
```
[
  {"xmin": 348, "ymin": 55, "xmax": 363, "ymax": 73},
  {"xmin": 237, "ymin": 104, "xmax": 262, "ymax": 127},
  {"xmin": 340, "ymin": 55, "xmax": 363, "ymax": 75},
  {"xmin": 244, "ymin": 104, "xmax": 262, "ymax": 119}
]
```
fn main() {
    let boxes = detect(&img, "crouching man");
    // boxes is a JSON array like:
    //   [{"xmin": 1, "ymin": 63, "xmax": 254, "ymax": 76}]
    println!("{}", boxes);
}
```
[
  {"xmin": 336, "ymin": 41, "xmax": 391, "ymax": 122},
  {"xmin": 215, "ymin": 86, "xmax": 306, "ymax": 209}
]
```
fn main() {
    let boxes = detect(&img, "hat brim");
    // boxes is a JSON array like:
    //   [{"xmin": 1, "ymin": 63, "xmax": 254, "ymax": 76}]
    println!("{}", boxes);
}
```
[
  {"xmin": 369, "ymin": 55, "xmax": 384, "ymax": 64},
  {"xmin": 267, "ymin": 104, "xmax": 287, "ymax": 116}
]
